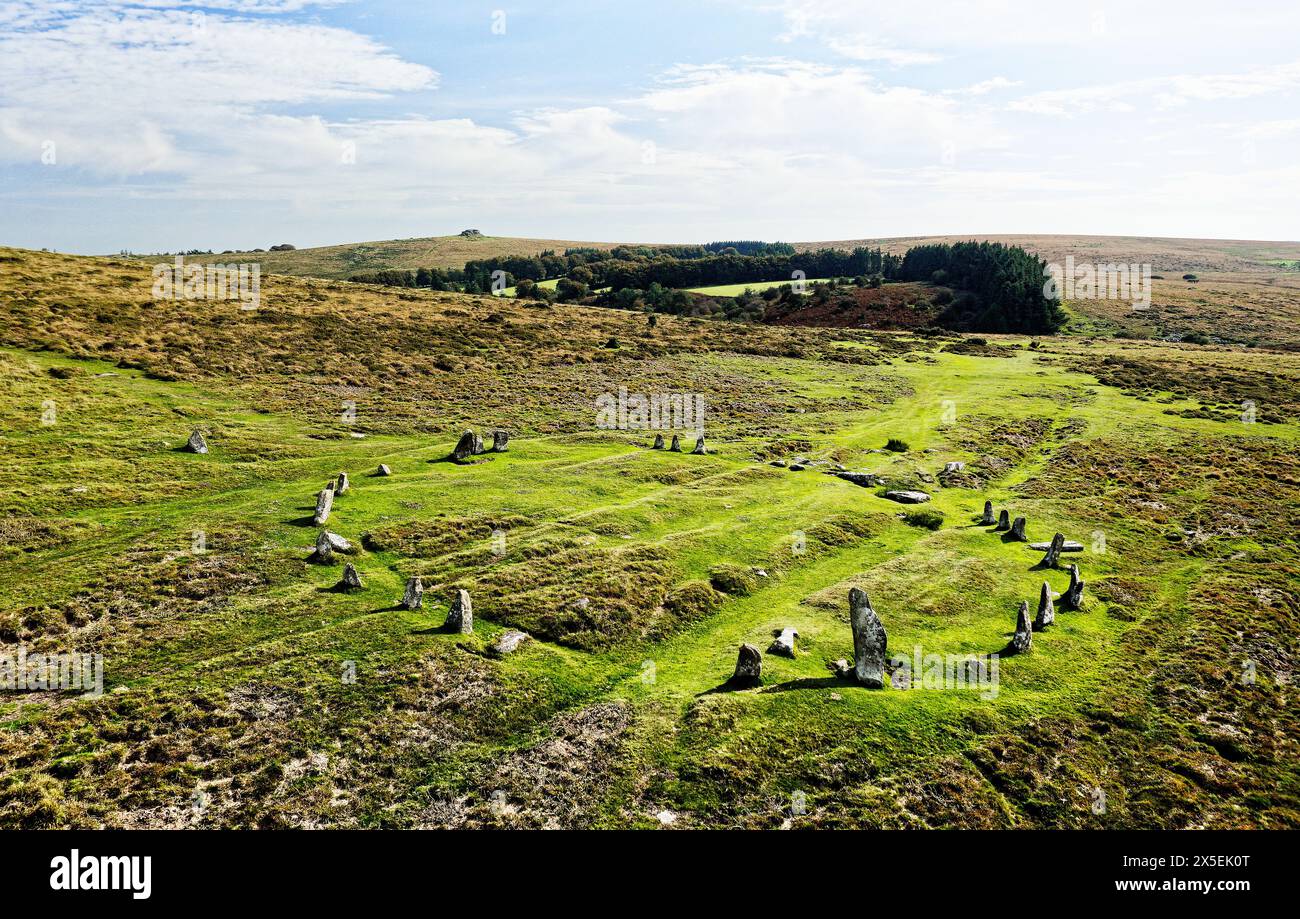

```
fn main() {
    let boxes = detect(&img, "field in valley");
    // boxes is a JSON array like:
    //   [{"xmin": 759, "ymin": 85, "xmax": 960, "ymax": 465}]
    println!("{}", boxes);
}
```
[{"xmin": 0, "ymin": 245, "xmax": 1297, "ymax": 829}]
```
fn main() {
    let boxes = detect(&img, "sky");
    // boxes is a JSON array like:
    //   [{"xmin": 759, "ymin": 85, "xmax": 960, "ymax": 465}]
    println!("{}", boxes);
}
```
[{"xmin": 1, "ymin": 0, "xmax": 1298, "ymax": 253}]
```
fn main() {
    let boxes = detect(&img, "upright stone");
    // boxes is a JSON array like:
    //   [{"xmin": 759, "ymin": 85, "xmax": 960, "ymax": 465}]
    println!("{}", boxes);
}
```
[
  {"xmin": 1033, "ymin": 581, "xmax": 1055, "ymax": 630},
  {"xmin": 491, "ymin": 430, "xmax": 509, "ymax": 453},
  {"xmin": 849, "ymin": 587, "xmax": 888, "ymax": 689},
  {"xmin": 401, "ymin": 576, "xmax": 424, "ymax": 610},
  {"xmin": 311, "ymin": 530, "xmax": 334, "ymax": 565},
  {"xmin": 669, "ymin": 434, "xmax": 682, "ymax": 452},
  {"xmin": 339, "ymin": 563, "xmax": 363, "ymax": 591},
  {"xmin": 692, "ymin": 435, "xmax": 707, "ymax": 455},
  {"xmin": 1040, "ymin": 532, "xmax": 1065, "ymax": 568},
  {"xmin": 995, "ymin": 509, "xmax": 1011, "ymax": 531},
  {"xmin": 472, "ymin": 432, "xmax": 485, "ymax": 455},
  {"xmin": 651, "ymin": 433, "xmax": 665, "ymax": 450},
  {"xmin": 1008, "ymin": 516, "xmax": 1028, "ymax": 541},
  {"xmin": 184, "ymin": 430, "xmax": 208, "ymax": 454},
  {"xmin": 313, "ymin": 488, "xmax": 334, "ymax": 526},
  {"xmin": 768, "ymin": 627, "xmax": 798, "ymax": 658},
  {"xmin": 446, "ymin": 588, "xmax": 473, "ymax": 634},
  {"xmin": 452, "ymin": 430, "xmax": 478, "ymax": 462},
  {"xmin": 1009, "ymin": 601, "xmax": 1033, "ymax": 654},
  {"xmin": 335, "ymin": 472, "xmax": 350, "ymax": 495},
  {"xmin": 980, "ymin": 500, "xmax": 996, "ymax": 526},
  {"xmin": 1063, "ymin": 564, "xmax": 1086, "ymax": 610},
  {"xmin": 730, "ymin": 643, "xmax": 763, "ymax": 688}
]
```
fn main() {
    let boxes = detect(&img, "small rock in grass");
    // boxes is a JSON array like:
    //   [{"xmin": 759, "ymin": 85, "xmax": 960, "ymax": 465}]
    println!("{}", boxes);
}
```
[
  {"xmin": 768, "ymin": 627, "xmax": 798, "ymax": 657},
  {"xmin": 377, "ymin": 464, "xmax": 392, "ymax": 476},
  {"xmin": 884, "ymin": 490, "xmax": 931, "ymax": 504},
  {"xmin": 491, "ymin": 630, "xmax": 530, "ymax": 656},
  {"xmin": 730, "ymin": 643, "xmax": 763, "ymax": 688},
  {"xmin": 338, "ymin": 563, "xmax": 363, "ymax": 591},
  {"xmin": 184, "ymin": 430, "xmax": 208, "ymax": 454}
]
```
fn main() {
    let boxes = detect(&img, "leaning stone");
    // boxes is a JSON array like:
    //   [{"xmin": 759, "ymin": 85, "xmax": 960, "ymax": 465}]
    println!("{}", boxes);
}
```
[
  {"xmin": 1009, "ymin": 601, "xmax": 1033, "ymax": 654},
  {"xmin": 1063, "ymin": 564, "xmax": 1086, "ymax": 611},
  {"xmin": 884, "ymin": 490, "xmax": 931, "ymax": 504},
  {"xmin": 446, "ymin": 588, "xmax": 473, "ymax": 634},
  {"xmin": 768, "ymin": 627, "xmax": 798, "ymax": 658},
  {"xmin": 669, "ymin": 434, "xmax": 682, "ymax": 452},
  {"xmin": 377, "ymin": 464, "xmax": 392, "ymax": 476},
  {"xmin": 184, "ymin": 430, "xmax": 208, "ymax": 454},
  {"xmin": 313, "ymin": 488, "xmax": 334, "ymax": 526},
  {"xmin": 335, "ymin": 472, "xmax": 350, "ymax": 495},
  {"xmin": 1040, "ymin": 532, "xmax": 1066, "ymax": 568},
  {"xmin": 980, "ymin": 500, "xmax": 996, "ymax": 525},
  {"xmin": 491, "ymin": 430, "xmax": 509, "ymax": 453},
  {"xmin": 338, "ymin": 563, "xmax": 363, "ymax": 591},
  {"xmin": 491, "ymin": 630, "xmax": 530, "ymax": 656},
  {"xmin": 652, "ymin": 433, "xmax": 665, "ymax": 450},
  {"xmin": 309, "ymin": 530, "xmax": 335, "ymax": 565},
  {"xmin": 401, "ymin": 576, "xmax": 424, "ymax": 610},
  {"xmin": 1033, "ymin": 581, "xmax": 1055, "ymax": 630},
  {"xmin": 995, "ymin": 509, "xmax": 1010, "ymax": 530},
  {"xmin": 452, "ymin": 430, "xmax": 478, "ymax": 462},
  {"xmin": 692, "ymin": 435, "xmax": 707, "ymax": 455},
  {"xmin": 730, "ymin": 643, "xmax": 763, "ymax": 688},
  {"xmin": 849, "ymin": 587, "xmax": 888, "ymax": 688},
  {"xmin": 1008, "ymin": 516, "xmax": 1028, "ymax": 541}
]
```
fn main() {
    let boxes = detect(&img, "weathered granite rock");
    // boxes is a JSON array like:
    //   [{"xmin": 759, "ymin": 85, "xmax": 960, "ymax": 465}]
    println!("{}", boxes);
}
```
[
  {"xmin": 730, "ymin": 643, "xmax": 763, "ymax": 688},
  {"xmin": 1008, "ymin": 516, "xmax": 1028, "ymax": 541},
  {"xmin": 943, "ymin": 461, "xmax": 966, "ymax": 474},
  {"xmin": 692, "ymin": 435, "xmax": 707, "ymax": 455},
  {"xmin": 995, "ymin": 509, "xmax": 1010, "ymax": 531},
  {"xmin": 768, "ymin": 627, "xmax": 798, "ymax": 658},
  {"xmin": 310, "ymin": 530, "xmax": 335, "ymax": 565},
  {"xmin": 769, "ymin": 459, "xmax": 787, "ymax": 467},
  {"xmin": 789, "ymin": 463, "xmax": 807, "ymax": 471},
  {"xmin": 446, "ymin": 588, "xmax": 473, "ymax": 634},
  {"xmin": 1009, "ymin": 600, "xmax": 1033, "ymax": 654},
  {"xmin": 452, "ymin": 430, "xmax": 479, "ymax": 462},
  {"xmin": 850, "ymin": 587, "xmax": 888, "ymax": 688},
  {"xmin": 828, "ymin": 659, "xmax": 852, "ymax": 679},
  {"xmin": 338, "ymin": 563, "xmax": 363, "ymax": 591},
  {"xmin": 491, "ymin": 630, "xmax": 530, "ymax": 656},
  {"xmin": 335, "ymin": 472, "xmax": 350, "ymax": 495},
  {"xmin": 377, "ymin": 464, "xmax": 392, "ymax": 476},
  {"xmin": 1040, "ymin": 532, "xmax": 1066, "ymax": 568},
  {"xmin": 669, "ymin": 434, "xmax": 682, "ymax": 452},
  {"xmin": 884, "ymin": 490, "xmax": 931, "ymax": 504},
  {"xmin": 836, "ymin": 471, "xmax": 885, "ymax": 488},
  {"xmin": 1063, "ymin": 564, "xmax": 1086, "ymax": 611},
  {"xmin": 401, "ymin": 576, "xmax": 424, "ymax": 610},
  {"xmin": 491, "ymin": 430, "xmax": 509, "ymax": 453},
  {"xmin": 1033, "ymin": 581, "xmax": 1055, "ymax": 631},
  {"xmin": 184, "ymin": 430, "xmax": 208, "ymax": 454},
  {"xmin": 980, "ymin": 500, "xmax": 996, "ymax": 526},
  {"xmin": 652, "ymin": 433, "xmax": 665, "ymax": 450},
  {"xmin": 322, "ymin": 531, "xmax": 353, "ymax": 554},
  {"xmin": 313, "ymin": 488, "xmax": 334, "ymax": 526}
]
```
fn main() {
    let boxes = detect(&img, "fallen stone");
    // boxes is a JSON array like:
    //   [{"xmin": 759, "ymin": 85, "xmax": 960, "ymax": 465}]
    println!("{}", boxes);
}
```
[
  {"xmin": 491, "ymin": 630, "xmax": 530, "ymax": 656},
  {"xmin": 1009, "ymin": 600, "xmax": 1033, "ymax": 654},
  {"xmin": 452, "ymin": 430, "xmax": 479, "ymax": 462},
  {"xmin": 491, "ymin": 430, "xmax": 509, "ymax": 452},
  {"xmin": 669, "ymin": 434, "xmax": 682, "ymax": 452},
  {"xmin": 446, "ymin": 588, "xmax": 473, "ymax": 634},
  {"xmin": 789, "ymin": 463, "xmax": 807, "ymax": 471},
  {"xmin": 943, "ymin": 461, "xmax": 966, "ymax": 474},
  {"xmin": 335, "ymin": 472, "xmax": 350, "ymax": 495},
  {"xmin": 835, "ymin": 471, "xmax": 884, "ymax": 488},
  {"xmin": 401, "ymin": 576, "xmax": 424, "ymax": 610},
  {"xmin": 309, "ymin": 530, "xmax": 335, "ymax": 565},
  {"xmin": 1063, "ymin": 564, "xmax": 1086, "ymax": 611},
  {"xmin": 768, "ymin": 627, "xmax": 798, "ymax": 658},
  {"xmin": 313, "ymin": 488, "xmax": 334, "ymax": 526},
  {"xmin": 828, "ymin": 659, "xmax": 852, "ymax": 679},
  {"xmin": 322, "ymin": 531, "xmax": 353, "ymax": 554},
  {"xmin": 338, "ymin": 563, "xmax": 363, "ymax": 591},
  {"xmin": 1028, "ymin": 540, "xmax": 1084, "ymax": 553},
  {"xmin": 730, "ymin": 643, "xmax": 763, "ymax": 688},
  {"xmin": 980, "ymin": 500, "xmax": 996, "ymax": 526},
  {"xmin": 1008, "ymin": 516, "xmax": 1028, "ymax": 541},
  {"xmin": 377, "ymin": 464, "xmax": 392, "ymax": 476},
  {"xmin": 1033, "ymin": 581, "xmax": 1055, "ymax": 631},
  {"xmin": 692, "ymin": 435, "xmax": 707, "ymax": 455},
  {"xmin": 884, "ymin": 490, "xmax": 931, "ymax": 504},
  {"xmin": 769, "ymin": 459, "xmax": 787, "ymax": 467},
  {"xmin": 849, "ymin": 587, "xmax": 888, "ymax": 688},
  {"xmin": 184, "ymin": 430, "xmax": 208, "ymax": 454},
  {"xmin": 652, "ymin": 433, "xmax": 665, "ymax": 450},
  {"xmin": 1040, "ymin": 532, "xmax": 1066, "ymax": 568},
  {"xmin": 996, "ymin": 509, "xmax": 1011, "ymax": 531}
]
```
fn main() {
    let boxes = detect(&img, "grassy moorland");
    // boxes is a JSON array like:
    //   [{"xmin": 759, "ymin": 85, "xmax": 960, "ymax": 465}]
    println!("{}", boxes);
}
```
[{"xmin": 0, "ymin": 245, "xmax": 1296, "ymax": 829}]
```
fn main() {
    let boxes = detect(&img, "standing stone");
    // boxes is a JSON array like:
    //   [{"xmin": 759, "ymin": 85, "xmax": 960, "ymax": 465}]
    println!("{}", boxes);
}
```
[
  {"xmin": 1063, "ymin": 564, "xmax": 1086, "ymax": 611},
  {"xmin": 472, "ymin": 432, "xmax": 485, "ymax": 455},
  {"xmin": 335, "ymin": 472, "xmax": 350, "ymax": 495},
  {"xmin": 313, "ymin": 488, "xmax": 334, "ymax": 526},
  {"xmin": 310, "ymin": 530, "xmax": 334, "ymax": 565},
  {"xmin": 1033, "ymin": 581, "xmax": 1055, "ymax": 631},
  {"xmin": 338, "ymin": 563, "xmax": 363, "ymax": 591},
  {"xmin": 730, "ymin": 643, "xmax": 763, "ymax": 688},
  {"xmin": 401, "ymin": 576, "xmax": 424, "ymax": 610},
  {"xmin": 651, "ymin": 433, "xmax": 665, "ymax": 450},
  {"xmin": 452, "ymin": 430, "xmax": 478, "ymax": 462},
  {"xmin": 446, "ymin": 588, "xmax": 473, "ymax": 634},
  {"xmin": 184, "ymin": 430, "xmax": 208, "ymax": 454},
  {"xmin": 669, "ymin": 434, "xmax": 682, "ymax": 452},
  {"xmin": 377, "ymin": 464, "xmax": 392, "ymax": 476},
  {"xmin": 1009, "ymin": 601, "xmax": 1033, "ymax": 654},
  {"xmin": 768, "ymin": 627, "xmax": 798, "ymax": 658},
  {"xmin": 692, "ymin": 435, "xmax": 707, "ymax": 455},
  {"xmin": 849, "ymin": 587, "xmax": 888, "ymax": 688},
  {"xmin": 980, "ymin": 501, "xmax": 996, "ymax": 526},
  {"xmin": 1008, "ymin": 516, "xmax": 1028, "ymax": 541},
  {"xmin": 491, "ymin": 430, "xmax": 509, "ymax": 453},
  {"xmin": 1040, "ymin": 532, "xmax": 1065, "ymax": 568},
  {"xmin": 995, "ymin": 509, "xmax": 1011, "ymax": 531}
]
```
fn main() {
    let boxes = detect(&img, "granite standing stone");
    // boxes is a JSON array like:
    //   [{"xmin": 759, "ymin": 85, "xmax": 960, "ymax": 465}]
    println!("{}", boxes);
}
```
[
  {"xmin": 184, "ymin": 430, "xmax": 208, "ymax": 454},
  {"xmin": 1063, "ymin": 564, "xmax": 1086, "ymax": 610},
  {"xmin": 1033, "ymin": 581, "xmax": 1055, "ymax": 630},
  {"xmin": 996, "ymin": 509, "xmax": 1011, "ymax": 531},
  {"xmin": 850, "ymin": 587, "xmax": 888, "ymax": 688},
  {"xmin": 446, "ymin": 588, "xmax": 473, "ymax": 634},
  {"xmin": 730, "ymin": 643, "xmax": 763, "ymax": 688},
  {"xmin": 402, "ymin": 576, "xmax": 424, "ymax": 610},
  {"xmin": 1008, "ymin": 516, "xmax": 1028, "ymax": 541},
  {"xmin": 313, "ymin": 488, "xmax": 334, "ymax": 526},
  {"xmin": 1009, "ymin": 600, "xmax": 1033, "ymax": 654},
  {"xmin": 980, "ymin": 500, "xmax": 996, "ymax": 526}
]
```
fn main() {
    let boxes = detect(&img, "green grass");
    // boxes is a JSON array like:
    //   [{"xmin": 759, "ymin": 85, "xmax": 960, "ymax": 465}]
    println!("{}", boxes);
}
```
[{"xmin": 686, "ymin": 278, "xmax": 838, "ymax": 296}]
